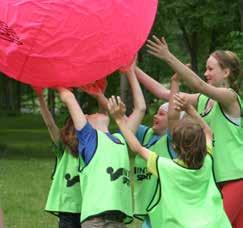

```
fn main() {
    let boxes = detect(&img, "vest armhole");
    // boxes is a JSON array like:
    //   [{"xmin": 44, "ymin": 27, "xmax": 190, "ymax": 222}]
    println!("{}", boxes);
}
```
[{"xmin": 146, "ymin": 156, "xmax": 161, "ymax": 212}]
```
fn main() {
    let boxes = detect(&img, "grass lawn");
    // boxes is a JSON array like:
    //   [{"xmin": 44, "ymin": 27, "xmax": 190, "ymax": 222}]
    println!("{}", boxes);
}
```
[{"xmin": 0, "ymin": 114, "xmax": 141, "ymax": 228}]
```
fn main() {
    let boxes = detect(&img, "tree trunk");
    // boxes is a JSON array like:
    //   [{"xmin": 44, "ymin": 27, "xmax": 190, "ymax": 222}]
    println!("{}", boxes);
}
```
[
  {"xmin": 177, "ymin": 19, "xmax": 198, "ymax": 73},
  {"xmin": 16, "ymin": 82, "xmax": 21, "ymax": 113},
  {"xmin": 48, "ymin": 89, "xmax": 56, "ymax": 118}
]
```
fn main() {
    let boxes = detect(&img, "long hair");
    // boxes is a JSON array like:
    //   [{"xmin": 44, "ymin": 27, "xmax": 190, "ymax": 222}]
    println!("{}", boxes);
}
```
[
  {"xmin": 212, "ymin": 50, "xmax": 241, "ymax": 93},
  {"xmin": 172, "ymin": 117, "xmax": 207, "ymax": 169},
  {"xmin": 60, "ymin": 117, "xmax": 78, "ymax": 157}
]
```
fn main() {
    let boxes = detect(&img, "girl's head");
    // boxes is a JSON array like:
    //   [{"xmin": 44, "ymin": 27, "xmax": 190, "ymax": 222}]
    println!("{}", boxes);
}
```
[
  {"xmin": 60, "ymin": 117, "xmax": 78, "ymax": 157},
  {"xmin": 205, "ymin": 50, "xmax": 241, "ymax": 92},
  {"xmin": 152, "ymin": 103, "xmax": 169, "ymax": 135},
  {"xmin": 172, "ymin": 117, "xmax": 207, "ymax": 169}
]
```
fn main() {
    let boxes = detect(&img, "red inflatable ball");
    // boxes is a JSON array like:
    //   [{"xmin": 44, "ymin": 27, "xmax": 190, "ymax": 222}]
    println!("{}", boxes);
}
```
[{"xmin": 0, "ymin": 0, "xmax": 158, "ymax": 88}]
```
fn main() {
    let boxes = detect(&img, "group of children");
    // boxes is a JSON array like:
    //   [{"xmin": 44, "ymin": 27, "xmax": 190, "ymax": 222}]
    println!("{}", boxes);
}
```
[{"xmin": 37, "ymin": 35, "xmax": 242, "ymax": 228}]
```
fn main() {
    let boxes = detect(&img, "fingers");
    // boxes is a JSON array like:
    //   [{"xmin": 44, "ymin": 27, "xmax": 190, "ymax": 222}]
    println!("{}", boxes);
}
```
[{"xmin": 152, "ymin": 35, "xmax": 163, "ymax": 45}]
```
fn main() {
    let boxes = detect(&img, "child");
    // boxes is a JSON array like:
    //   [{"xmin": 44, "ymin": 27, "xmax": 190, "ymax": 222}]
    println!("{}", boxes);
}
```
[
  {"xmin": 37, "ymin": 91, "xmax": 81, "ymax": 228},
  {"xmin": 58, "ymin": 64, "xmax": 146, "ymax": 227},
  {"xmin": 108, "ymin": 76, "xmax": 231, "ymax": 227},
  {"xmin": 146, "ymin": 36, "xmax": 243, "ymax": 226}
]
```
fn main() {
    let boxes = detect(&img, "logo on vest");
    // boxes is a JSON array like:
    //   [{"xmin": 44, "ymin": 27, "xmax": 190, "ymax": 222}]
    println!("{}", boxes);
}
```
[
  {"xmin": 0, "ymin": 20, "xmax": 23, "ymax": 45},
  {"xmin": 65, "ymin": 173, "xmax": 80, "ymax": 187},
  {"xmin": 134, "ymin": 167, "xmax": 152, "ymax": 181},
  {"xmin": 106, "ymin": 167, "xmax": 130, "ymax": 185}
]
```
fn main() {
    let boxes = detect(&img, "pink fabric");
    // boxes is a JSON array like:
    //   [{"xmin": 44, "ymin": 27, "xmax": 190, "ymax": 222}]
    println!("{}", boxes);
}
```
[
  {"xmin": 0, "ymin": 0, "xmax": 157, "ymax": 88},
  {"xmin": 79, "ymin": 78, "xmax": 107, "ymax": 95}
]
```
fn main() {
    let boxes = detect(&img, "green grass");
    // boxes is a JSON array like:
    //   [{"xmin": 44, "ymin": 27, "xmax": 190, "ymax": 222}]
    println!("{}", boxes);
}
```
[{"xmin": 0, "ymin": 114, "xmax": 141, "ymax": 228}]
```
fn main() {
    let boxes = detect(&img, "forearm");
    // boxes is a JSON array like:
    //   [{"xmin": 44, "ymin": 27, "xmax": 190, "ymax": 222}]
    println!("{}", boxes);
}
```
[
  {"xmin": 126, "ymin": 70, "xmax": 146, "ymax": 132},
  {"xmin": 168, "ymin": 79, "xmax": 180, "ymax": 131},
  {"xmin": 59, "ymin": 90, "xmax": 87, "ymax": 130},
  {"xmin": 116, "ymin": 118, "xmax": 149, "ymax": 160},
  {"xmin": 38, "ymin": 94, "xmax": 60, "ymax": 144},
  {"xmin": 135, "ymin": 67, "xmax": 170, "ymax": 100},
  {"xmin": 186, "ymin": 105, "xmax": 212, "ymax": 141},
  {"xmin": 95, "ymin": 93, "xmax": 108, "ymax": 113},
  {"xmin": 164, "ymin": 52, "xmax": 206, "ymax": 93}
]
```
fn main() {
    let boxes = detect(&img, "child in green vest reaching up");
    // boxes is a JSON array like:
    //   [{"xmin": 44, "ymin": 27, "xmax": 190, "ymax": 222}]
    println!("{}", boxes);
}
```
[
  {"xmin": 108, "ymin": 76, "xmax": 231, "ymax": 228},
  {"xmin": 57, "ymin": 61, "xmax": 146, "ymax": 227},
  {"xmin": 36, "ymin": 90, "xmax": 82, "ymax": 228}
]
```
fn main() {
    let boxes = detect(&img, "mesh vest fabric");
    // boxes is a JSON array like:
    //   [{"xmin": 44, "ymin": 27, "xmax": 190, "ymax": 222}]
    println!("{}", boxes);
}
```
[
  {"xmin": 197, "ymin": 94, "xmax": 243, "ymax": 182},
  {"xmin": 148, "ymin": 155, "xmax": 231, "ymax": 228},
  {"xmin": 79, "ymin": 130, "xmax": 133, "ymax": 224},
  {"xmin": 45, "ymin": 149, "xmax": 82, "ymax": 214},
  {"xmin": 133, "ymin": 128, "xmax": 170, "ymax": 220}
]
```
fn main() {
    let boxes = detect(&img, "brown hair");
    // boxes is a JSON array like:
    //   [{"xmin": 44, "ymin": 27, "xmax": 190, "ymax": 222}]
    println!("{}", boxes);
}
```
[
  {"xmin": 60, "ymin": 117, "xmax": 78, "ymax": 157},
  {"xmin": 212, "ymin": 50, "xmax": 241, "ymax": 93},
  {"xmin": 172, "ymin": 117, "xmax": 207, "ymax": 169}
]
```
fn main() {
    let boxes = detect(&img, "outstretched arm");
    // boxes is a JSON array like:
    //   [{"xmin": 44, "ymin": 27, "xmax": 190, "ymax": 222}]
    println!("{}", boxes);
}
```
[
  {"xmin": 125, "ymin": 59, "xmax": 146, "ymax": 133},
  {"xmin": 36, "ymin": 90, "xmax": 60, "ymax": 145},
  {"xmin": 147, "ymin": 35, "xmax": 237, "ymax": 111},
  {"xmin": 57, "ymin": 88, "xmax": 87, "ymax": 130},
  {"xmin": 135, "ymin": 66, "xmax": 171, "ymax": 101},
  {"xmin": 108, "ymin": 96, "xmax": 150, "ymax": 160},
  {"xmin": 135, "ymin": 66, "xmax": 199, "ymax": 107}
]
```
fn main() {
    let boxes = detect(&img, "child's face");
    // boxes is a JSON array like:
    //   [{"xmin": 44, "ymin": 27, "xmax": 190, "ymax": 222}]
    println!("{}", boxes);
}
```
[
  {"xmin": 152, "ymin": 108, "xmax": 168, "ymax": 135},
  {"xmin": 204, "ymin": 55, "xmax": 228, "ymax": 86}
]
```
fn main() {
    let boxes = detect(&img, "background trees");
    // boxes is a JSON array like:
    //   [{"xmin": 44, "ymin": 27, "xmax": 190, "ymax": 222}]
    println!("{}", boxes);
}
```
[{"xmin": 0, "ymin": 0, "xmax": 242, "ymax": 116}]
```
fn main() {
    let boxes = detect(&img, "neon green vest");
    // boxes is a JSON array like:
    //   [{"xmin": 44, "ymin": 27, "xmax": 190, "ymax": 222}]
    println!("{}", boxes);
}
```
[
  {"xmin": 197, "ymin": 94, "xmax": 243, "ymax": 182},
  {"xmin": 79, "ymin": 131, "xmax": 133, "ymax": 223},
  {"xmin": 148, "ymin": 155, "xmax": 231, "ymax": 228},
  {"xmin": 45, "ymin": 146, "xmax": 82, "ymax": 214},
  {"xmin": 133, "ymin": 128, "xmax": 171, "ymax": 220}
]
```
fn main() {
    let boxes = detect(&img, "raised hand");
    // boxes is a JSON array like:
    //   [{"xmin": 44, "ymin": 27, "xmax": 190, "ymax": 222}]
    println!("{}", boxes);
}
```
[
  {"xmin": 146, "ymin": 35, "xmax": 170, "ymax": 60},
  {"xmin": 108, "ymin": 96, "xmax": 126, "ymax": 121},
  {"xmin": 173, "ymin": 93, "xmax": 190, "ymax": 112}
]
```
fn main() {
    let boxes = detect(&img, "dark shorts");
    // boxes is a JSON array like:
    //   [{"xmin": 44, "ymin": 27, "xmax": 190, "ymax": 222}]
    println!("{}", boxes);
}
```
[
  {"xmin": 59, "ymin": 212, "xmax": 80, "ymax": 228},
  {"xmin": 81, "ymin": 212, "xmax": 126, "ymax": 228}
]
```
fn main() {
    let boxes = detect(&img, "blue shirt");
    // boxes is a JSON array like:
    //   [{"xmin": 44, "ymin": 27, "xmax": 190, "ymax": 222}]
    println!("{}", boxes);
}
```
[
  {"xmin": 76, "ymin": 122, "xmax": 122, "ymax": 165},
  {"xmin": 136, "ymin": 125, "xmax": 177, "ymax": 159}
]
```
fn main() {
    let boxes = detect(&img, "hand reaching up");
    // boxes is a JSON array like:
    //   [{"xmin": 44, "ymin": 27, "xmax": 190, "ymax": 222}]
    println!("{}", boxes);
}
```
[
  {"xmin": 108, "ymin": 96, "xmax": 126, "ymax": 122},
  {"xmin": 173, "ymin": 93, "xmax": 191, "ymax": 112},
  {"xmin": 147, "ymin": 35, "xmax": 170, "ymax": 60}
]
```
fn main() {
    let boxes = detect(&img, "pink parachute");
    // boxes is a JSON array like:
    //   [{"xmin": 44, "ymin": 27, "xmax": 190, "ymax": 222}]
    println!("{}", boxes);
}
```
[{"xmin": 0, "ymin": 0, "xmax": 157, "ymax": 88}]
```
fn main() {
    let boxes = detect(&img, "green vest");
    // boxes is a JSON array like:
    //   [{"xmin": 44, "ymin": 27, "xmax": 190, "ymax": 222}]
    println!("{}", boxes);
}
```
[
  {"xmin": 197, "ymin": 94, "xmax": 243, "ymax": 182},
  {"xmin": 133, "ymin": 128, "xmax": 171, "ymax": 220},
  {"xmin": 148, "ymin": 155, "xmax": 231, "ymax": 228},
  {"xmin": 79, "ymin": 131, "xmax": 133, "ymax": 223},
  {"xmin": 45, "ymin": 144, "xmax": 82, "ymax": 215}
]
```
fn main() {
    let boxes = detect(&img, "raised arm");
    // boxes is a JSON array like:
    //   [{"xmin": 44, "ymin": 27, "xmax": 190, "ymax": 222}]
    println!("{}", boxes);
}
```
[
  {"xmin": 36, "ymin": 91, "xmax": 60, "ymax": 145},
  {"xmin": 57, "ymin": 88, "xmax": 87, "ymax": 130},
  {"xmin": 108, "ymin": 96, "xmax": 150, "ymax": 160},
  {"xmin": 173, "ymin": 94, "xmax": 212, "ymax": 145},
  {"xmin": 135, "ymin": 66, "xmax": 199, "ymax": 107},
  {"xmin": 167, "ymin": 76, "xmax": 180, "ymax": 134},
  {"xmin": 125, "ymin": 61, "xmax": 146, "ymax": 133},
  {"xmin": 135, "ymin": 66, "xmax": 170, "ymax": 101},
  {"xmin": 147, "ymin": 36, "xmax": 237, "ymax": 111}
]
